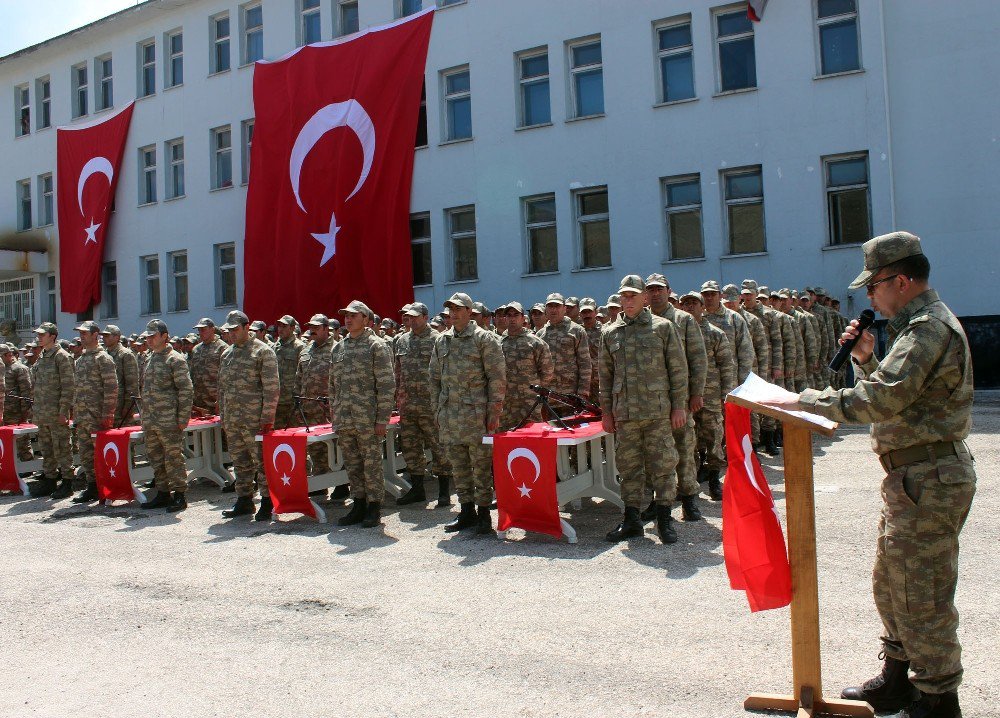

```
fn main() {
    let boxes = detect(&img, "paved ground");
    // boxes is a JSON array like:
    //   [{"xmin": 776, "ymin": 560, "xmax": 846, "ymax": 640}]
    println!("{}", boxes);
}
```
[{"xmin": 1, "ymin": 396, "xmax": 996, "ymax": 718}]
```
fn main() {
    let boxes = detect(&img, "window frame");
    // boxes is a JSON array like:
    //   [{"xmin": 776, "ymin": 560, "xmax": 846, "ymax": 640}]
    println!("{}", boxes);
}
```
[
  {"xmin": 141, "ymin": 254, "xmax": 162, "ymax": 316},
  {"xmin": 662, "ymin": 174, "xmax": 705, "ymax": 261},
  {"xmin": 211, "ymin": 12, "xmax": 232, "ymax": 74},
  {"xmin": 137, "ymin": 39, "xmax": 156, "ymax": 97},
  {"xmin": 516, "ymin": 48, "xmax": 551, "ymax": 129},
  {"xmin": 814, "ymin": 0, "xmax": 862, "ymax": 77},
  {"xmin": 165, "ymin": 138, "xmax": 185, "ymax": 200},
  {"xmin": 72, "ymin": 62, "xmax": 89, "ymax": 118},
  {"xmin": 95, "ymin": 54, "xmax": 113, "ymax": 111},
  {"xmin": 522, "ymin": 193, "xmax": 559, "ymax": 275},
  {"xmin": 396, "ymin": 0, "xmax": 422, "ymax": 19},
  {"xmin": 298, "ymin": 0, "xmax": 322, "ymax": 46},
  {"xmin": 654, "ymin": 16, "xmax": 696, "ymax": 105},
  {"xmin": 567, "ymin": 36, "xmax": 605, "ymax": 120},
  {"xmin": 38, "ymin": 173, "xmax": 54, "ymax": 227},
  {"xmin": 16, "ymin": 179, "xmax": 32, "ymax": 232},
  {"xmin": 824, "ymin": 151, "xmax": 871, "ymax": 247},
  {"xmin": 167, "ymin": 250, "xmax": 189, "ymax": 313},
  {"xmin": 241, "ymin": 2, "xmax": 265, "ymax": 66},
  {"xmin": 721, "ymin": 165, "xmax": 767, "ymax": 255},
  {"xmin": 44, "ymin": 273, "xmax": 57, "ymax": 323},
  {"xmin": 165, "ymin": 30, "xmax": 184, "ymax": 88},
  {"xmin": 441, "ymin": 65, "xmax": 472, "ymax": 143},
  {"xmin": 713, "ymin": 4, "xmax": 757, "ymax": 94},
  {"xmin": 446, "ymin": 205, "xmax": 478, "ymax": 282},
  {"xmin": 214, "ymin": 242, "xmax": 238, "ymax": 307},
  {"xmin": 210, "ymin": 125, "xmax": 234, "ymax": 190},
  {"xmin": 139, "ymin": 145, "xmax": 158, "ymax": 206},
  {"xmin": 574, "ymin": 186, "xmax": 612, "ymax": 270},
  {"xmin": 100, "ymin": 261, "xmax": 118, "ymax": 320},
  {"xmin": 241, "ymin": 119, "xmax": 255, "ymax": 185},
  {"xmin": 409, "ymin": 212, "xmax": 433, "ymax": 287},
  {"xmin": 336, "ymin": 0, "xmax": 360, "ymax": 37},
  {"xmin": 15, "ymin": 84, "xmax": 30, "ymax": 137},
  {"xmin": 36, "ymin": 77, "xmax": 51, "ymax": 130}
]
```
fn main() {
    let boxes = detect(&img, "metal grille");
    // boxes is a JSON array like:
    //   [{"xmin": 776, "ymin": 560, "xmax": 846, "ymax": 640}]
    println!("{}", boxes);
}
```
[{"xmin": 0, "ymin": 277, "xmax": 37, "ymax": 331}]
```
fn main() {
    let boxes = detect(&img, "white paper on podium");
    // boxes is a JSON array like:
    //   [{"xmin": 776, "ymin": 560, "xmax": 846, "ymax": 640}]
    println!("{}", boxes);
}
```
[{"xmin": 729, "ymin": 372, "xmax": 838, "ymax": 431}]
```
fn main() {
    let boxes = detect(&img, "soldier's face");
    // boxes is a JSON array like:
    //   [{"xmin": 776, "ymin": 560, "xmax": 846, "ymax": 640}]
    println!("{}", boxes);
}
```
[
  {"xmin": 608, "ymin": 307, "xmax": 621, "ymax": 321},
  {"xmin": 197, "ymin": 326, "xmax": 215, "ymax": 343},
  {"xmin": 409, "ymin": 314, "xmax": 427, "ymax": 332},
  {"xmin": 80, "ymin": 330, "xmax": 99, "ymax": 349},
  {"xmin": 567, "ymin": 306, "xmax": 580, "ymax": 320},
  {"xmin": 493, "ymin": 313, "xmax": 508, "ymax": 331},
  {"xmin": 448, "ymin": 305, "xmax": 472, "ymax": 330},
  {"xmin": 800, "ymin": 297, "xmax": 812, "ymax": 310},
  {"xmin": 101, "ymin": 333, "xmax": 120, "ymax": 348},
  {"xmin": 646, "ymin": 285, "xmax": 669, "ymax": 311},
  {"xmin": 741, "ymin": 293, "xmax": 757, "ymax": 308},
  {"xmin": 723, "ymin": 299, "xmax": 739, "ymax": 311},
  {"xmin": 229, "ymin": 324, "xmax": 251, "ymax": 344},
  {"xmin": 702, "ymin": 291, "xmax": 721, "ymax": 311},
  {"xmin": 342, "ymin": 311, "xmax": 367, "ymax": 334},
  {"xmin": 530, "ymin": 311, "xmax": 544, "ymax": 327},
  {"xmin": 311, "ymin": 324, "xmax": 331, "ymax": 342},
  {"xmin": 400, "ymin": 315, "xmax": 412, "ymax": 331},
  {"xmin": 277, "ymin": 323, "xmax": 295, "ymax": 340},
  {"xmin": 1, "ymin": 352, "xmax": 12, "ymax": 366},
  {"xmin": 580, "ymin": 309, "xmax": 597, "ymax": 328},
  {"xmin": 545, "ymin": 303, "xmax": 566, "ymax": 323},
  {"xmin": 506, "ymin": 310, "xmax": 525, "ymax": 330},
  {"xmin": 37, "ymin": 332, "xmax": 55, "ymax": 349},
  {"xmin": 147, "ymin": 332, "xmax": 168, "ymax": 351},
  {"xmin": 619, "ymin": 291, "xmax": 645, "ymax": 318},
  {"xmin": 680, "ymin": 299, "xmax": 703, "ymax": 320}
]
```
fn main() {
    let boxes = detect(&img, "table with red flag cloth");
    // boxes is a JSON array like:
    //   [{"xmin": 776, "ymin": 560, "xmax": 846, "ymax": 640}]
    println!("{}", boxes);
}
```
[{"xmin": 0, "ymin": 424, "xmax": 36, "ymax": 494}]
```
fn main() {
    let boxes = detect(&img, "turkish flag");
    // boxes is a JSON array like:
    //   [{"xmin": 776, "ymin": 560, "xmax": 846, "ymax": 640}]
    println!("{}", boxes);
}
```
[
  {"xmin": 722, "ymin": 403, "xmax": 792, "ymax": 612},
  {"xmin": 243, "ymin": 9, "xmax": 434, "ymax": 323},
  {"xmin": 263, "ymin": 430, "xmax": 325, "ymax": 521},
  {"xmin": 748, "ymin": 0, "xmax": 768, "ymax": 21},
  {"xmin": 56, "ymin": 102, "xmax": 135, "ymax": 313},
  {"xmin": 0, "ymin": 426, "xmax": 28, "ymax": 494},
  {"xmin": 493, "ymin": 434, "xmax": 562, "ymax": 539},
  {"xmin": 95, "ymin": 428, "xmax": 142, "ymax": 503}
]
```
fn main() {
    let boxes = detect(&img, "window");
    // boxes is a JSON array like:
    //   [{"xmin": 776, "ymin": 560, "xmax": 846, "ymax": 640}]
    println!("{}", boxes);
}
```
[
  {"xmin": 242, "ymin": 3, "xmax": 264, "ymax": 64},
  {"xmin": 662, "ymin": 175, "xmax": 703, "ymax": 259},
  {"xmin": 715, "ymin": 7, "xmax": 756, "ymax": 92},
  {"xmin": 166, "ymin": 31, "xmax": 183, "ymax": 87},
  {"xmin": 44, "ymin": 274, "xmax": 57, "ymax": 323},
  {"xmin": 138, "ymin": 40, "xmax": 156, "ymax": 96},
  {"xmin": 575, "ymin": 187, "xmax": 611, "ymax": 269},
  {"xmin": 523, "ymin": 194, "xmax": 558, "ymax": 274},
  {"xmin": 211, "ymin": 13, "xmax": 231, "ymax": 73},
  {"xmin": 139, "ymin": 145, "xmax": 157, "ymax": 205},
  {"xmin": 656, "ymin": 19, "xmax": 695, "ymax": 103},
  {"xmin": 166, "ymin": 138, "xmax": 185, "ymax": 199},
  {"xmin": 415, "ymin": 82, "xmax": 428, "ymax": 148},
  {"xmin": 215, "ymin": 243, "xmax": 237, "ymax": 306},
  {"xmin": 241, "ymin": 119, "xmax": 255, "ymax": 184},
  {"xmin": 723, "ymin": 166, "xmax": 765, "ymax": 254},
  {"xmin": 442, "ymin": 67, "xmax": 471, "ymax": 141},
  {"xmin": 72, "ymin": 63, "xmax": 88, "ymax": 118},
  {"xmin": 15, "ymin": 85, "xmax": 29, "ymax": 137},
  {"xmin": 141, "ymin": 255, "xmax": 161, "ymax": 315},
  {"xmin": 817, "ymin": 0, "xmax": 860, "ymax": 75},
  {"xmin": 76, "ymin": 308, "xmax": 94, "ymax": 323},
  {"xmin": 518, "ymin": 50, "xmax": 551, "ymax": 127},
  {"xmin": 16, "ymin": 180, "xmax": 32, "ymax": 231},
  {"xmin": 38, "ymin": 174, "xmax": 54, "ymax": 226},
  {"xmin": 569, "ymin": 38, "xmax": 604, "ymax": 118},
  {"xmin": 447, "ymin": 206, "xmax": 477, "ymax": 281},
  {"xmin": 410, "ymin": 213, "xmax": 432, "ymax": 286},
  {"xmin": 337, "ymin": 1, "xmax": 359, "ymax": 36},
  {"xmin": 438, "ymin": 0, "xmax": 465, "ymax": 6},
  {"xmin": 396, "ymin": 0, "xmax": 421, "ymax": 18},
  {"xmin": 96, "ymin": 55, "xmax": 113, "ymax": 111},
  {"xmin": 211, "ymin": 126, "xmax": 233, "ymax": 189},
  {"xmin": 168, "ymin": 250, "xmax": 189, "ymax": 312},
  {"xmin": 100, "ymin": 262, "xmax": 118, "ymax": 319},
  {"xmin": 825, "ymin": 153, "xmax": 870, "ymax": 246},
  {"xmin": 36, "ymin": 77, "xmax": 51, "ymax": 129},
  {"xmin": 299, "ymin": 0, "xmax": 321, "ymax": 46}
]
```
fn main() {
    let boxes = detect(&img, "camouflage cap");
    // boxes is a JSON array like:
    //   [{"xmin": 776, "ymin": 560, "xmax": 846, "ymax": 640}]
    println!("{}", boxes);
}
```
[
  {"xmin": 494, "ymin": 302, "xmax": 508, "ymax": 313},
  {"xmin": 722, "ymin": 283, "xmax": 741, "ymax": 301},
  {"xmin": 606, "ymin": 293, "xmax": 622, "ymax": 308},
  {"xmin": 799, "ymin": 289, "xmax": 813, "ymax": 299},
  {"xmin": 529, "ymin": 303, "xmax": 545, "ymax": 314},
  {"xmin": 328, "ymin": 319, "xmax": 341, "ymax": 330},
  {"xmin": 814, "ymin": 286, "xmax": 829, "ymax": 296},
  {"xmin": 170, "ymin": 336, "xmax": 182, "ymax": 344},
  {"xmin": 34, "ymin": 321, "xmax": 58, "ymax": 335},
  {"xmin": 339, "ymin": 301, "xmax": 372, "ymax": 318},
  {"xmin": 741, "ymin": 279, "xmax": 759, "ymax": 294},
  {"xmin": 380, "ymin": 317, "xmax": 394, "ymax": 327},
  {"xmin": 777, "ymin": 289, "xmax": 791, "ymax": 299},
  {"xmin": 617, "ymin": 274, "xmax": 645, "ymax": 294},
  {"xmin": 565, "ymin": 296, "xmax": 579, "ymax": 307},
  {"xmin": 404, "ymin": 302, "xmax": 429, "ymax": 317},
  {"xmin": 142, "ymin": 319, "xmax": 169, "ymax": 337},
  {"xmin": 221, "ymin": 310, "xmax": 249, "ymax": 330},
  {"xmin": 849, "ymin": 231, "xmax": 924, "ymax": 289},
  {"xmin": 0, "ymin": 343, "xmax": 11, "ymax": 353},
  {"xmin": 184, "ymin": 334, "xmax": 198, "ymax": 343},
  {"xmin": 194, "ymin": 317, "xmax": 216, "ymax": 329},
  {"xmin": 506, "ymin": 301, "xmax": 525, "ymax": 315},
  {"xmin": 441, "ymin": 306, "xmax": 451, "ymax": 316},
  {"xmin": 100, "ymin": 324, "xmax": 122, "ymax": 336},
  {"xmin": 74, "ymin": 320, "xmax": 100, "ymax": 333},
  {"xmin": 700, "ymin": 280, "xmax": 720, "ymax": 293},
  {"xmin": 444, "ymin": 292, "xmax": 474, "ymax": 310},
  {"xmin": 803, "ymin": 286, "xmax": 815, "ymax": 294},
  {"xmin": 545, "ymin": 292, "xmax": 565, "ymax": 306},
  {"xmin": 249, "ymin": 320, "xmax": 268, "ymax": 332},
  {"xmin": 399, "ymin": 303, "xmax": 412, "ymax": 314},
  {"xmin": 471, "ymin": 302, "xmax": 486, "ymax": 315},
  {"xmin": 275, "ymin": 314, "xmax": 296, "ymax": 326},
  {"xmin": 758, "ymin": 285, "xmax": 770, "ymax": 295},
  {"xmin": 306, "ymin": 313, "xmax": 330, "ymax": 326},
  {"xmin": 680, "ymin": 290, "xmax": 704, "ymax": 304},
  {"xmin": 645, "ymin": 273, "xmax": 668, "ymax": 288},
  {"xmin": 597, "ymin": 307, "xmax": 608, "ymax": 317},
  {"xmin": 579, "ymin": 297, "xmax": 598, "ymax": 310}
]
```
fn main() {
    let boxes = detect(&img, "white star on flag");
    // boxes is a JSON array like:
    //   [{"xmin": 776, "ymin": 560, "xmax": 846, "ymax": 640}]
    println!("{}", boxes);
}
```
[
  {"xmin": 281, "ymin": 474, "xmax": 292, "ymax": 486},
  {"xmin": 109, "ymin": 467, "xmax": 116, "ymax": 478},
  {"xmin": 517, "ymin": 483, "xmax": 532, "ymax": 498},
  {"xmin": 84, "ymin": 219, "xmax": 101, "ymax": 244}
]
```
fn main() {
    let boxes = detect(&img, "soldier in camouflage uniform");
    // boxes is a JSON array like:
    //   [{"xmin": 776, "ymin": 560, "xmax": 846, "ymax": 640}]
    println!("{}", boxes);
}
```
[
  {"xmin": 134, "ymin": 335, "xmax": 149, "ymax": 388},
  {"xmin": 393, "ymin": 302, "xmax": 453, "ymax": 508},
  {"xmin": 329, "ymin": 300, "xmax": 395, "ymax": 529},
  {"xmin": 775, "ymin": 289, "xmax": 808, "ymax": 392},
  {"xmin": 701, "ymin": 280, "xmax": 755, "ymax": 383},
  {"xmin": 679, "ymin": 291, "xmax": 736, "ymax": 501},
  {"xmin": 2, "ymin": 343, "xmax": 34, "ymax": 462},
  {"xmin": 742, "ymin": 280, "xmax": 793, "ymax": 454},
  {"xmin": 499, "ymin": 302, "xmax": 553, "ymax": 429},
  {"xmin": 429, "ymin": 292, "xmax": 506, "ymax": 535},
  {"xmin": 296, "ymin": 314, "xmax": 335, "ymax": 484},
  {"xmin": 100, "ymin": 325, "xmax": 139, "ymax": 428},
  {"xmin": 273, "ymin": 315, "xmax": 306, "ymax": 429},
  {"xmin": 723, "ymin": 283, "xmax": 769, "ymax": 447},
  {"xmin": 189, "ymin": 318, "xmax": 225, "ymax": 417},
  {"xmin": 26, "ymin": 323, "xmax": 75, "ymax": 499},
  {"xmin": 771, "ymin": 233, "xmax": 975, "ymax": 718},
  {"xmin": 63, "ymin": 322, "xmax": 118, "ymax": 502},
  {"xmin": 218, "ymin": 311, "xmax": 280, "ymax": 521},
  {"xmin": 809, "ymin": 287, "xmax": 838, "ymax": 385},
  {"xmin": 600, "ymin": 275, "xmax": 689, "ymax": 544},
  {"xmin": 135, "ymin": 320, "xmax": 195, "ymax": 513},
  {"xmin": 790, "ymin": 290, "xmax": 821, "ymax": 388},
  {"xmin": 578, "ymin": 298, "xmax": 602, "ymax": 402},
  {"xmin": 536, "ymin": 293, "xmax": 591, "ymax": 416}
]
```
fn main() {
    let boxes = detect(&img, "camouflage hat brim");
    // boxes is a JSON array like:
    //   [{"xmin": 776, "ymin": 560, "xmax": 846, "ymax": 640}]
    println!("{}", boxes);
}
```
[{"xmin": 849, "ymin": 267, "xmax": 877, "ymax": 290}]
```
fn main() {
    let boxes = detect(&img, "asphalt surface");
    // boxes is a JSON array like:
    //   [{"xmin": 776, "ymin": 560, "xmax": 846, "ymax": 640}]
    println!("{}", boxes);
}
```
[{"xmin": 1, "ymin": 395, "xmax": 996, "ymax": 718}]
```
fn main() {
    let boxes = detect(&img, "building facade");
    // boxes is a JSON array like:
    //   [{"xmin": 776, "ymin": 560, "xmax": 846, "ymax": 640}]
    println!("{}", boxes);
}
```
[{"xmin": 1, "ymin": 0, "xmax": 998, "ymax": 382}]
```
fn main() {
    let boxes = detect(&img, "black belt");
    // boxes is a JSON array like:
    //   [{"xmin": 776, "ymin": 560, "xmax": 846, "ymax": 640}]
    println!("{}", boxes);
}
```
[{"xmin": 879, "ymin": 440, "xmax": 968, "ymax": 472}]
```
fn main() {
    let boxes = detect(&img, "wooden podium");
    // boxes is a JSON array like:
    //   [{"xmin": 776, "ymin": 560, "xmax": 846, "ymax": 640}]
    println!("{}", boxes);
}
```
[{"xmin": 727, "ymin": 394, "xmax": 874, "ymax": 718}]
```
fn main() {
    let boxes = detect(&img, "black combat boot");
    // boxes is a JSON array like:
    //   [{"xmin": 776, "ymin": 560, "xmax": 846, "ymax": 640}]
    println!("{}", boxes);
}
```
[
  {"xmin": 707, "ymin": 470, "xmax": 723, "ymax": 501},
  {"xmin": 840, "ymin": 654, "xmax": 920, "ymax": 713},
  {"xmin": 436, "ymin": 475, "xmax": 452, "ymax": 507},
  {"xmin": 696, "ymin": 465, "xmax": 710, "ymax": 484},
  {"xmin": 775, "ymin": 427, "xmax": 783, "ymax": 447},
  {"xmin": 330, "ymin": 484, "xmax": 350, "ymax": 504},
  {"xmin": 166, "ymin": 492, "xmax": 187, "ymax": 513},
  {"xmin": 144, "ymin": 478, "xmax": 157, "ymax": 489},
  {"xmin": 72, "ymin": 482, "xmax": 99, "ymax": 504},
  {"xmin": 222, "ymin": 496, "xmax": 255, "ymax": 518},
  {"xmin": 605, "ymin": 507, "xmax": 644, "ymax": 542},
  {"xmin": 898, "ymin": 690, "xmax": 961, "ymax": 718},
  {"xmin": 763, "ymin": 429, "xmax": 781, "ymax": 456},
  {"xmin": 361, "ymin": 501, "xmax": 382, "ymax": 528},
  {"xmin": 50, "ymin": 475, "xmax": 74, "ymax": 500},
  {"xmin": 444, "ymin": 502, "xmax": 477, "ymax": 532},
  {"xmin": 656, "ymin": 504, "xmax": 678, "ymax": 544},
  {"xmin": 254, "ymin": 496, "xmax": 273, "ymax": 522},
  {"xmin": 640, "ymin": 498, "xmax": 657, "ymax": 522},
  {"xmin": 221, "ymin": 480, "xmax": 236, "ymax": 493},
  {"xmin": 28, "ymin": 474, "xmax": 59, "ymax": 498},
  {"xmin": 475, "ymin": 504, "xmax": 493, "ymax": 535},
  {"xmin": 680, "ymin": 493, "xmax": 702, "ymax": 521},
  {"xmin": 396, "ymin": 474, "xmax": 426, "ymax": 505},
  {"xmin": 337, "ymin": 497, "xmax": 368, "ymax": 526},
  {"xmin": 141, "ymin": 491, "xmax": 172, "ymax": 510}
]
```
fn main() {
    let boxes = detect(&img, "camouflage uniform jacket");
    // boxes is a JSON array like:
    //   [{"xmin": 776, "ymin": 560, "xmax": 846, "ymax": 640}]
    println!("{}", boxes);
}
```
[
  {"xmin": 141, "ymin": 347, "xmax": 194, "ymax": 429},
  {"xmin": 584, "ymin": 324, "xmax": 602, "ymax": 400},
  {"xmin": 274, "ymin": 336, "xmax": 306, "ymax": 408},
  {"xmin": 328, "ymin": 329, "xmax": 394, "ymax": 432},
  {"xmin": 188, "ymin": 339, "xmax": 224, "ymax": 414},
  {"xmin": 781, "ymin": 309, "xmax": 807, "ymax": 383},
  {"xmin": 501, "ymin": 328, "xmax": 554, "ymax": 410},
  {"xmin": 3, "ymin": 360, "xmax": 32, "ymax": 423},
  {"xmin": 536, "ymin": 317, "xmax": 592, "ymax": 396},
  {"xmin": 795, "ymin": 308, "xmax": 821, "ymax": 372},
  {"xmin": 393, "ymin": 325, "xmax": 439, "ymax": 414},
  {"xmin": 705, "ymin": 305, "xmax": 755, "ymax": 382},
  {"xmin": 136, "ymin": 351, "xmax": 149, "ymax": 385},
  {"xmin": 219, "ymin": 338, "xmax": 280, "ymax": 427},
  {"xmin": 747, "ymin": 303, "xmax": 788, "ymax": 381},
  {"xmin": 599, "ymin": 308, "xmax": 689, "ymax": 421},
  {"xmin": 800, "ymin": 290, "xmax": 973, "ymax": 455},
  {"xmin": 696, "ymin": 318, "xmax": 736, "ymax": 411},
  {"xmin": 105, "ymin": 343, "xmax": 139, "ymax": 423},
  {"xmin": 809, "ymin": 304, "xmax": 833, "ymax": 366},
  {"xmin": 739, "ymin": 307, "xmax": 771, "ymax": 379},
  {"xmin": 73, "ymin": 348, "xmax": 118, "ymax": 426},
  {"xmin": 654, "ymin": 303, "xmax": 707, "ymax": 399},
  {"xmin": 429, "ymin": 322, "xmax": 506, "ymax": 444},
  {"xmin": 31, "ymin": 345, "xmax": 75, "ymax": 423},
  {"xmin": 296, "ymin": 337, "xmax": 335, "ymax": 407}
]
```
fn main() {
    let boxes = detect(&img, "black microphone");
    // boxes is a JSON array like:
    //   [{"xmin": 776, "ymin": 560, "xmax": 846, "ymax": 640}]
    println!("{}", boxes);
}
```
[{"xmin": 828, "ymin": 309, "xmax": 875, "ymax": 372}]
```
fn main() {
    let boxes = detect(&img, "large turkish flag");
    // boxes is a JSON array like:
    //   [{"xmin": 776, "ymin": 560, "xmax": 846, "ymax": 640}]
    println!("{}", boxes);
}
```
[
  {"xmin": 493, "ymin": 433, "xmax": 562, "ymax": 539},
  {"xmin": 56, "ymin": 102, "xmax": 135, "ymax": 313},
  {"xmin": 95, "ymin": 428, "xmax": 143, "ymax": 503},
  {"xmin": 243, "ymin": 8, "xmax": 434, "ymax": 323},
  {"xmin": 262, "ymin": 430, "xmax": 324, "ymax": 521}
]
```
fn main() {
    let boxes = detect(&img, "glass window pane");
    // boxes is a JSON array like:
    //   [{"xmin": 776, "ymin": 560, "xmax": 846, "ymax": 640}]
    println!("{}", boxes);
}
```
[
  {"xmin": 827, "ymin": 157, "xmax": 867, "ymax": 186},
  {"xmin": 401, "ymin": 0, "xmax": 421, "ymax": 15},
  {"xmin": 220, "ymin": 245, "xmax": 235, "ymax": 265},
  {"xmin": 304, "ymin": 13, "xmax": 321, "ymax": 44},
  {"xmin": 661, "ymin": 52, "xmax": 694, "ymax": 102},
  {"xmin": 581, "ymin": 221, "xmax": 611, "ymax": 268},
  {"xmin": 527, "ymin": 197, "xmax": 556, "ymax": 224},
  {"xmin": 728, "ymin": 203, "xmax": 765, "ymax": 253},
  {"xmin": 521, "ymin": 54, "xmax": 548, "ymax": 79},
  {"xmin": 717, "ymin": 11, "xmax": 752, "ymax": 37},
  {"xmin": 726, "ymin": 172, "xmax": 762, "ymax": 199},
  {"xmin": 172, "ymin": 253, "xmax": 187, "ymax": 273},
  {"xmin": 572, "ymin": 42, "xmax": 602, "ymax": 67},
  {"xmin": 304, "ymin": 0, "xmax": 320, "ymax": 7},
  {"xmin": 454, "ymin": 235, "xmax": 478, "ymax": 280},
  {"xmin": 830, "ymin": 188, "xmax": 870, "ymax": 245},
  {"xmin": 171, "ymin": 34, "xmax": 183, "ymax": 53},
  {"xmin": 529, "ymin": 226, "xmax": 558, "ymax": 273},
  {"xmin": 217, "ymin": 17, "xmax": 230, "ymax": 36},
  {"xmin": 446, "ymin": 71, "xmax": 470, "ymax": 95},
  {"xmin": 451, "ymin": 210, "xmax": 475, "ymax": 233},
  {"xmin": 409, "ymin": 215, "xmax": 430, "ymax": 239},
  {"xmin": 447, "ymin": 96, "xmax": 472, "ymax": 139},
  {"xmin": 580, "ymin": 191, "xmax": 608, "ymax": 216},
  {"xmin": 341, "ymin": 3, "xmax": 359, "ymax": 34},
  {"xmin": 574, "ymin": 69, "xmax": 604, "ymax": 116},
  {"xmin": 412, "ymin": 241, "xmax": 432, "ymax": 285},
  {"xmin": 818, "ymin": 0, "xmax": 856, "ymax": 18},
  {"xmin": 523, "ymin": 80, "xmax": 550, "ymax": 126},
  {"xmin": 247, "ymin": 6, "xmax": 262, "ymax": 27},
  {"xmin": 248, "ymin": 32, "xmax": 263, "ymax": 62},
  {"xmin": 223, "ymin": 269, "xmax": 236, "ymax": 304},
  {"xmin": 719, "ymin": 37, "xmax": 756, "ymax": 91},
  {"xmin": 820, "ymin": 20, "xmax": 860, "ymax": 74},
  {"xmin": 669, "ymin": 210, "xmax": 703, "ymax": 259},
  {"xmin": 659, "ymin": 24, "xmax": 691, "ymax": 51},
  {"xmin": 667, "ymin": 180, "xmax": 700, "ymax": 207},
  {"xmin": 172, "ymin": 57, "xmax": 183, "ymax": 84}
]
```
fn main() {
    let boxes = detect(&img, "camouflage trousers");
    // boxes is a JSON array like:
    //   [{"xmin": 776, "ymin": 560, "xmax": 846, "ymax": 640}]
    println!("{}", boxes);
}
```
[
  {"xmin": 616, "ymin": 418, "xmax": 679, "ymax": 508},
  {"xmin": 399, "ymin": 410, "xmax": 449, "ymax": 478},
  {"xmin": 673, "ymin": 418, "xmax": 700, "ymax": 497},
  {"xmin": 273, "ymin": 402, "xmax": 296, "ymax": 430},
  {"xmin": 145, "ymin": 425, "xmax": 187, "ymax": 493},
  {"xmin": 74, "ymin": 420, "xmax": 98, "ymax": 488},
  {"xmin": 338, "ymin": 429, "xmax": 383, "ymax": 503},
  {"xmin": 694, "ymin": 408, "xmax": 725, "ymax": 470},
  {"xmin": 224, "ymin": 419, "xmax": 265, "ymax": 497},
  {"xmin": 874, "ymin": 452, "xmax": 976, "ymax": 694},
  {"xmin": 447, "ymin": 441, "xmax": 493, "ymax": 506},
  {"xmin": 37, "ymin": 420, "xmax": 72, "ymax": 480}
]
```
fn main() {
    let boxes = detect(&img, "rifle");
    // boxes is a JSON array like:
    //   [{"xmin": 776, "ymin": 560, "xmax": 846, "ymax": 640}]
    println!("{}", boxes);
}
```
[
  {"xmin": 292, "ymin": 395, "xmax": 329, "ymax": 432},
  {"xmin": 117, "ymin": 394, "xmax": 142, "ymax": 429},
  {"xmin": 507, "ymin": 385, "xmax": 602, "ymax": 432},
  {"xmin": 5, "ymin": 392, "xmax": 34, "ymax": 406}
]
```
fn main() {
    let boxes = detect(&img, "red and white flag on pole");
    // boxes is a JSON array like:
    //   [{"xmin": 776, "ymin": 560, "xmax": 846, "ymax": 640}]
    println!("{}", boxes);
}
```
[
  {"xmin": 0, "ymin": 426, "xmax": 28, "ymax": 494},
  {"xmin": 95, "ymin": 428, "xmax": 142, "ymax": 503},
  {"xmin": 262, "ymin": 430, "xmax": 325, "ymax": 522},
  {"xmin": 748, "ymin": 0, "xmax": 769, "ymax": 21},
  {"xmin": 493, "ymin": 434, "xmax": 562, "ymax": 538},
  {"xmin": 243, "ymin": 8, "xmax": 434, "ymax": 324},
  {"xmin": 722, "ymin": 403, "xmax": 792, "ymax": 612},
  {"xmin": 56, "ymin": 102, "xmax": 135, "ymax": 313}
]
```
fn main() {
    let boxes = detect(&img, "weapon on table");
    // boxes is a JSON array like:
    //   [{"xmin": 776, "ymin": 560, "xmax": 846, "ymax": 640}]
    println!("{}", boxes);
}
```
[
  {"xmin": 507, "ymin": 384, "xmax": 602, "ymax": 432},
  {"xmin": 5, "ymin": 392, "xmax": 34, "ymax": 406},
  {"xmin": 117, "ymin": 394, "xmax": 142, "ymax": 429},
  {"xmin": 292, "ymin": 395, "xmax": 329, "ymax": 432}
]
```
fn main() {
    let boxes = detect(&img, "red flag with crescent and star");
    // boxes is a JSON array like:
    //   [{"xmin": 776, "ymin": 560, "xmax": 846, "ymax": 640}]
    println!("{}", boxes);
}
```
[
  {"xmin": 0, "ymin": 426, "xmax": 28, "ymax": 494},
  {"xmin": 722, "ymin": 403, "xmax": 792, "ymax": 612},
  {"xmin": 262, "ymin": 430, "xmax": 325, "ymax": 521},
  {"xmin": 493, "ymin": 433, "xmax": 561, "ymax": 538},
  {"xmin": 94, "ymin": 428, "xmax": 142, "ymax": 503},
  {"xmin": 243, "ymin": 8, "xmax": 434, "ymax": 324},
  {"xmin": 56, "ymin": 102, "xmax": 135, "ymax": 313}
]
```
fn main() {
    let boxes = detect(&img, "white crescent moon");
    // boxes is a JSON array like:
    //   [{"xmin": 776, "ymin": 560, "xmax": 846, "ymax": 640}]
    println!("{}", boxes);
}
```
[
  {"xmin": 289, "ymin": 100, "xmax": 375, "ymax": 213},
  {"xmin": 0, "ymin": 439, "xmax": 4, "ymax": 461},
  {"xmin": 103, "ymin": 441, "xmax": 120, "ymax": 467},
  {"xmin": 77, "ymin": 156, "xmax": 115, "ymax": 214},
  {"xmin": 506, "ymin": 448, "xmax": 541, "ymax": 483},
  {"xmin": 272, "ymin": 443, "xmax": 296, "ymax": 472},
  {"xmin": 742, "ymin": 434, "xmax": 765, "ymax": 496}
]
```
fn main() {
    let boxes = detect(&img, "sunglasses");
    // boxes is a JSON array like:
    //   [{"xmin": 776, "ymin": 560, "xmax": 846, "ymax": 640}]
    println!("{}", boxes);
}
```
[{"xmin": 866, "ymin": 274, "xmax": 899, "ymax": 293}]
